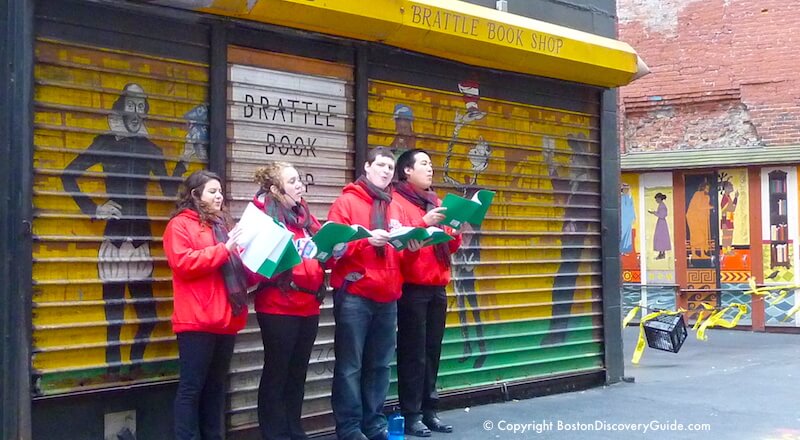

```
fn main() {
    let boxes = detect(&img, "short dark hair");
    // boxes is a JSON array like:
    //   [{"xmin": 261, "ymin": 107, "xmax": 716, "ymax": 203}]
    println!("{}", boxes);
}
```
[
  {"xmin": 366, "ymin": 146, "xmax": 395, "ymax": 165},
  {"xmin": 395, "ymin": 148, "xmax": 428, "ymax": 182}
]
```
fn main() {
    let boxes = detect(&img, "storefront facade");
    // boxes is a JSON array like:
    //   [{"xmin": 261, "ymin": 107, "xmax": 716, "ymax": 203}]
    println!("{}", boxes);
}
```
[
  {"xmin": 621, "ymin": 149, "xmax": 800, "ymax": 332},
  {"xmin": 1, "ymin": 0, "xmax": 644, "ymax": 438}
]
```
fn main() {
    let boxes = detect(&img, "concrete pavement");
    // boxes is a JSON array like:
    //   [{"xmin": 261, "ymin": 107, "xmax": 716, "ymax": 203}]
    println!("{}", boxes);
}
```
[{"xmin": 435, "ymin": 327, "xmax": 800, "ymax": 439}]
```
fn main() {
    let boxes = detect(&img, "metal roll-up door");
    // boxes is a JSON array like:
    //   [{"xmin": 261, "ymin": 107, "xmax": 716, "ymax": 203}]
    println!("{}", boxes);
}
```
[
  {"xmin": 225, "ymin": 45, "xmax": 354, "ymax": 434},
  {"xmin": 368, "ymin": 72, "xmax": 603, "ymax": 393},
  {"xmin": 32, "ymin": 1, "xmax": 209, "ymax": 396}
]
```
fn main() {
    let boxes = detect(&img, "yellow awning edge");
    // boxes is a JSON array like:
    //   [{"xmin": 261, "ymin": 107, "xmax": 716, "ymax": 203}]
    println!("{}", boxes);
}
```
[{"xmin": 161, "ymin": 0, "xmax": 649, "ymax": 87}]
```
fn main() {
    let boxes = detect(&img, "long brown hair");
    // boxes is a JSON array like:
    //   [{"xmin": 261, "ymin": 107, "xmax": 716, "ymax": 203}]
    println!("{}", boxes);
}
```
[{"xmin": 172, "ymin": 170, "xmax": 229, "ymax": 225}]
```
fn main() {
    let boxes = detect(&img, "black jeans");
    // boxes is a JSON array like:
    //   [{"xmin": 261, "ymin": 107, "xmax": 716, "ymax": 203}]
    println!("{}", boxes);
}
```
[
  {"xmin": 396, "ymin": 284, "xmax": 447, "ymax": 421},
  {"xmin": 174, "ymin": 331, "xmax": 236, "ymax": 440},
  {"xmin": 257, "ymin": 313, "xmax": 320, "ymax": 440}
]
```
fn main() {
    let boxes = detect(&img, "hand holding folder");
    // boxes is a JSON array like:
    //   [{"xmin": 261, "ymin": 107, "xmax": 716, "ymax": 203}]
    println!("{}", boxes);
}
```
[
  {"xmin": 235, "ymin": 203, "xmax": 301, "ymax": 278},
  {"xmin": 387, "ymin": 226, "xmax": 453, "ymax": 251},
  {"xmin": 311, "ymin": 222, "xmax": 372, "ymax": 262},
  {"xmin": 440, "ymin": 189, "xmax": 495, "ymax": 229}
]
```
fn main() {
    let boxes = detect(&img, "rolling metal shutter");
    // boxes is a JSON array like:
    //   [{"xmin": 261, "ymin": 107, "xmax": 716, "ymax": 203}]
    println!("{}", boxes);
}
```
[
  {"xmin": 225, "ymin": 46, "xmax": 354, "ymax": 434},
  {"xmin": 368, "ymin": 69, "xmax": 604, "ymax": 394},
  {"xmin": 31, "ymin": 1, "xmax": 209, "ymax": 395}
]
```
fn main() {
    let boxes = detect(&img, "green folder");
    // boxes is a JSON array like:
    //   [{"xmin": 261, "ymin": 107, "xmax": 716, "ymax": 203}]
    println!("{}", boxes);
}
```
[
  {"xmin": 387, "ymin": 226, "xmax": 453, "ymax": 251},
  {"xmin": 311, "ymin": 222, "xmax": 372, "ymax": 262},
  {"xmin": 440, "ymin": 189, "xmax": 495, "ymax": 229}
]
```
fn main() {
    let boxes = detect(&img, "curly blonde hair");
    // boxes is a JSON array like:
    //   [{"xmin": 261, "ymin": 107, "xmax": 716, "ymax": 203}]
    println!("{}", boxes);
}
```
[{"xmin": 254, "ymin": 161, "xmax": 294, "ymax": 195}]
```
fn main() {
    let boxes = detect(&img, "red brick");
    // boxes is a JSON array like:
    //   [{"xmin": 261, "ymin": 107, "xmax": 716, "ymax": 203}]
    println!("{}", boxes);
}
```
[{"xmin": 619, "ymin": 0, "xmax": 800, "ymax": 153}]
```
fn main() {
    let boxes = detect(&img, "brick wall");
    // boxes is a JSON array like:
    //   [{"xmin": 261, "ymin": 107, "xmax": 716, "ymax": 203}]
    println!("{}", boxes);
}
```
[{"xmin": 618, "ymin": 0, "xmax": 800, "ymax": 153}]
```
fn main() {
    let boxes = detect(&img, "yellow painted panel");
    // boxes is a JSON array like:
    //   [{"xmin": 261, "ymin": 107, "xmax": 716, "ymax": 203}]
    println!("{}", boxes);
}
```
[
  {"xmin": 369, "ymin": 77, "xmax": 599, "ymax": 361},
  {"xmin": 33, "ymin": 322, "xmax": 174, "ymax": 352},
  {"xmin": 33, "ymin": 282, "xmax": 174, "ymax": 303},
  {"xmin": 32, "ymin": 262, "xmax": 173, "ymax": 282},
  {"xmin": 31, "ymin": 39, "xmax": 208, "ymax": 390},
  {"xmin": 33, "ymin": 336, "xmax": 177, "ymax": 371},
  {"xmin": 33, "ymin": 301, "xmax": 174, "ymax": 327}
]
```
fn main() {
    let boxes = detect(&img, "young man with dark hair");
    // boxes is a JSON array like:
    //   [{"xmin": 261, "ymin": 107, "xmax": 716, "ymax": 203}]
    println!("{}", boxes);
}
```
[
  {"xmin": 329, "ymin": 147, "xmax": 421, "ymax": 440},
  {"xmin": 393, "ymin": 148, "xmax": 461, "ymax": 437}
]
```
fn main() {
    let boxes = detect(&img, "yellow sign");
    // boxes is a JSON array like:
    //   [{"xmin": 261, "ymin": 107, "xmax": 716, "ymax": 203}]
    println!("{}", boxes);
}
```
[{"xmin": 174, "ymin": 0, "xmax": 648, "ymax": 87}]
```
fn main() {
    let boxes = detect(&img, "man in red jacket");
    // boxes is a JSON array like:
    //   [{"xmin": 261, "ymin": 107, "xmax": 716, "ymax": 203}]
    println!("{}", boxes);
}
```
[
  {"xmin": 328, "ymin": 147, "xmax": 408, "ymax": 440},
  {"xmin": 393, "ymin": 149, "xmax": 461, "ymax": 437}
]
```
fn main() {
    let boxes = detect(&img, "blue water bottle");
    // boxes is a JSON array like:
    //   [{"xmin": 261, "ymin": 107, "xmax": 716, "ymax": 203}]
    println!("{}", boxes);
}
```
[{"xmin": 388, "ymin": 412, "xmax": 404, "ymax": 440}]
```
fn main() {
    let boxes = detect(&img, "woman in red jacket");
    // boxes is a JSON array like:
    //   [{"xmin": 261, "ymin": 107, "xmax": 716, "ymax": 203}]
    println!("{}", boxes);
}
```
[
  {"xmin": 251, "ymin": 161, "xmax": 325, "ymax": 440},
  {"xmin": 163, "ymin": 170, "xmax": 249, "ymax": 440},
  {"xmin": 393, "ymin": 149, "xmax": 461, "ymax": 437}
]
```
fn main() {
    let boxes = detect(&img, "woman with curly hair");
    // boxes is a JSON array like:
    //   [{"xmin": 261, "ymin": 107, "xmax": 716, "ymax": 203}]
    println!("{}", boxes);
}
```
[{"xmin": 251, "ymin": 161, "xmax": 326, "ymax": 440}]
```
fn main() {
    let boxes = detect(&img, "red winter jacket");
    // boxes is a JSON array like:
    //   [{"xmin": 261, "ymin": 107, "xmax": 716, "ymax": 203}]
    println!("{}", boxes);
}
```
[
  {"xmin": 393, "ymin": 189, "xmax": 462, "ymax": 286},
  {"xmin": 328, "ymin": 183, "xmax": 406, "ymax": 303},
  {"xmin": 251, "ymin": 194, "xmax": 325, "ymax": 317},
  {"xmin": 163, "ymin": 209, "xmax": 248, "ymax": 335}
]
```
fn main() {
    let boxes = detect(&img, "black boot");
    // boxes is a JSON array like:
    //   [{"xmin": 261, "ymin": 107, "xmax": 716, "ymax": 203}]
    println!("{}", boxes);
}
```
[{"xmin": 422, "ymin": 412, "xmax": 453, "ymax": 433}]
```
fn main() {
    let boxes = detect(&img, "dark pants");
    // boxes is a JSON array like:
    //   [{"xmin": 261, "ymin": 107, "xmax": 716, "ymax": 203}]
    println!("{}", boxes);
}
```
[
  {"xmin": 331, "ymin": 291, "xmax": 397, "ymax": 440},
  {"xmin": 397, "ymin": 284, "xmax": 447, "ymax": 421},
  {"xmin": 257, "ymin": 313, "xmax": 320, "ymax": 440},
  {"xmin": 174, "ymin": 331, "xmax": 236, "ymax": 440}
]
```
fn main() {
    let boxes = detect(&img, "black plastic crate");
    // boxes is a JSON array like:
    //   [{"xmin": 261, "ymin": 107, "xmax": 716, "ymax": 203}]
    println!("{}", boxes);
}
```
[{"xmin": 643, "ymin": 313, "xmax": 687, "ymax": 353}]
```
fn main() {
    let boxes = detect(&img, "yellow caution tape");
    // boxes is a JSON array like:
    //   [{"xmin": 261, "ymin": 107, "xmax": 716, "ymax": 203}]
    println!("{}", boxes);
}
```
[
  {"xmin": 768, "ymin": 289, "xmax": 788, "ymax": 305},
  {"xmin": 696, "ymin": 303, "xmax": 748, "ymax": 340},
  {"xmin": 781, "ymin": 302, "xmax": 800, "ymax": 322},
  {"xmin": 631, "ymin": 309, "xmax": 684, "ymax": 365},
  {"xmin": 622, "ymin": 306, "xmax": 640, "ymax": 328},
  {"xmin": 692, "ymin": 311, "xmax": 705, "ymax": 331},
  {"xmin": 692, "ymin": 303, "xmax": 715, "ymax": 332},
  {"xmin": 746, "ymin": 277, "xmax": 800, "ymax": 303},
  {"xmin": 744, "ymin": 277, "xmax": 800, "ymax": 322}
]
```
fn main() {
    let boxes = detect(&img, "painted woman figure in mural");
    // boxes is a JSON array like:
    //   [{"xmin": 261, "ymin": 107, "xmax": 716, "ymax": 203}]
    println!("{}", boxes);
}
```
[
  {"xmin": 61, "ymin": 83, "xmax": 201, "ymax": 369},
  {"xmin": 620, "ymin": 183, "xmax": 635, "ymax": 255},
  {"xmin": 442, "ymin": 80, "xmax": 490, "ymax": 369},
  {"xmin": 648, "ymin": 192, "xmax": 672, "ymax": 260},
  {"xmin": 686, "ymin": 182, "xmax": 713, "ymax": 257},
  {"xmin": 719, "ymin": 181, "xmax": 739, "ymax": 255}
]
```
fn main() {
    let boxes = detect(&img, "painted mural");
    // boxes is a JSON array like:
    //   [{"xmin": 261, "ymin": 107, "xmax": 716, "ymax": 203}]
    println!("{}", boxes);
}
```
[
  {"xmin": 716, "ymin": 169, "xmax": 752, "ymax": 322},
  {"xmin": 441, "ymin": 81, "xmax": 491, "ymax": 368},
  {"xmin": 620, "ymin": 174, "xmax": 641, "ymax": 321},
  {"xmin": 620, "ymin": 166, "xmax": 800, "ymax": 327},
  {"xmin": 761, "ymin": 167, "xmax": 799, "ymax": 324},
  {"xmin": 624, "ymin": 173, "xmax": 676, "ymax": 313},
  {"xmin": 369, "ymin": 79, "xmax": 600, "ymax": 388},
  {"xmin": 683, "ymin": 173, "xmax": 720, "ymax": 316},
  {"xmin": 620, "ymin": 173, "xmax": 640, "ymax": 284},
  {"xmin": 642, "ymin": 173, "xmax": 675, "ymax": 286},
  {"xmin": 32, "ymin": 39, "xmax": 208, "ymax": 394}
]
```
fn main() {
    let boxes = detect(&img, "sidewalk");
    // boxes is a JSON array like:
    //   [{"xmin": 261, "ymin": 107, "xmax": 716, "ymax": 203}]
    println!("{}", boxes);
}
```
[{"xmin": 435, "ymin": 327, "xmax": 800, "ymax": 439}]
